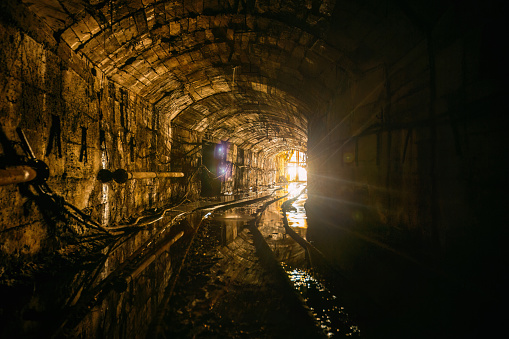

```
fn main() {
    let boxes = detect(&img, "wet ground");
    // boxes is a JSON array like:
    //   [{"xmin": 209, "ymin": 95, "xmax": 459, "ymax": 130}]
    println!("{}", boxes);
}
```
[
  {"xmin": 157, "ymin": 184, "xmax": 362, "ymax": 338},
  {"xmin": 0, "ymin": 187, "xmax": 282, "ymax": 338},
  {"xmin": 0, "ymin": 184, "xmax": 366, "ymax": 338}
]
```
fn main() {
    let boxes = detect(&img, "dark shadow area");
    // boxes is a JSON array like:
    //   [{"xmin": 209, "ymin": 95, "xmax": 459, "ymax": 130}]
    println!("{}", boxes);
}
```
[
  {"xmin": 200, "ymin": 141, "xmax": 222, "ymax": 197},
  {"xmin": 306, "ymin": 194, "xmax": 507, "ymax": 339}
]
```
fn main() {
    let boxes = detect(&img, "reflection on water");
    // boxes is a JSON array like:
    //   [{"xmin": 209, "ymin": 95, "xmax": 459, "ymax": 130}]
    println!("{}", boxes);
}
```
[
  {"xmin": 287, "ymin": 182, "xmax": 305, "ymax": 198},
  {"xmin": 284, "ymin": 266, "xmax": 361, "ymax": 338},
  {"xmin": 208, "ymin": 185, "xmax": 361, "ymax": 338},
  {"xmin": 286, "ymin": 192, "xmax": 308, "ymax": 237},
  {"xmin": 210, "ymin": 207, "xmax": 257, "ymax": 246},
  {"xmin": 281, "ymin": 184, "xmax": 361, "ymax": 338}
]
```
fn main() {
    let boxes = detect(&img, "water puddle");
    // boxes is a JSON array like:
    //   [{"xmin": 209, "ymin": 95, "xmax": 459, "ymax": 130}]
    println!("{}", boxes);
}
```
[
  {"xmin": 285, "ymin": 191, "xmax": 308, "ymax": 238},
  {"xmin": 204, "ymin": 185, "xmax": 362, "ymax": 337},
  {"xmin": 208, "ymin": 206, "xmax": 258, "ymax": 246},
  {"xmin": 281, "ymin": 184, "xmax": 362, "ymax": 337},
  {"xmin": 284, "ymin": 265, "xmax": 361, "ymax": 338}
]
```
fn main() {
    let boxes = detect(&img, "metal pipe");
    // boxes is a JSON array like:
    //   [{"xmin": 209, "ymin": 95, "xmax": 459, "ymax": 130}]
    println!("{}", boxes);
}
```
[
  {"xmin": 98, "ymin": 169, "xmax": 184, "ymax": 183},
  {"xmin": 0, "ymin": 165, "xmax": 37, "ymax": 186},
  {"xmin": 128, "ymin": 171, "xmax": 184, "ymax": 179}
]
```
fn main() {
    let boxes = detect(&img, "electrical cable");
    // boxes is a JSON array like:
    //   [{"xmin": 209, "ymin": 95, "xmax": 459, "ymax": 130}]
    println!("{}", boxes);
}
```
[{"xmin": 106, "ymin": 164, "xmax": 203, "ymax": 231}]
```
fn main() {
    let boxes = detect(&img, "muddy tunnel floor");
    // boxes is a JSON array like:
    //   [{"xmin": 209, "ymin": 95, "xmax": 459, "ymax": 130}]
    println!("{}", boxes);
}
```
[
  {"xmin": 155, "ymin": 185, "xmax": 363, "ymax": 339},
  {"xmin": 0, "ymin": 186, "xmax": 365, "ymax": 338},
  {"xmin": 159, "ymin": 202, "xmax": 322, "ymax": 338}
]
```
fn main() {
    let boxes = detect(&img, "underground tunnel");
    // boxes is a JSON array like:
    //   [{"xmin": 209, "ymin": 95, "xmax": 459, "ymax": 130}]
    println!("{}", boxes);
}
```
[{"xmin": 0, "ymin": 0, "xmax": 507, "ymax": 338}]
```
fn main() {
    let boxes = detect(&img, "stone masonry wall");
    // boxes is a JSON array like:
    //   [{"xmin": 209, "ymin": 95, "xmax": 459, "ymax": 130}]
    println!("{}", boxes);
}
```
[
  {"xmin": 0, "ymin": 11, "xmax": 201, "ymax": 264},
  {"xmin": 0, "ymin": 0, "xmax": 275, "ymax": 263},
  {"xmin": 0, "ymin": 6, "xmax": 272, "ymax": 337}
]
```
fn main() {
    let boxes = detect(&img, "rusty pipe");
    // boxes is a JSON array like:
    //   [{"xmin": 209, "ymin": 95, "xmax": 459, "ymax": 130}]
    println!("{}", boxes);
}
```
[
  {"xmin": 0, "ymin": 128, "xmax": 50, "ymax": 186},
  {"xmin": 98, "ymin": 169, "xmax": 184, "ymax": 183},
  {"xmin": 128, "ymin": 171, "xmax": 184, "ymax": 179},
  {"xmin": 0, "ymin": 165, "xmax": 37, "ymax": 186}
]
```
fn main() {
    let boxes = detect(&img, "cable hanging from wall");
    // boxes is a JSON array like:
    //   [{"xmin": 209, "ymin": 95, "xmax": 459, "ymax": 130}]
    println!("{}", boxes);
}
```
[{"xmin": 0, "ymin": 127, "xmax": 196, "ymax": 245}]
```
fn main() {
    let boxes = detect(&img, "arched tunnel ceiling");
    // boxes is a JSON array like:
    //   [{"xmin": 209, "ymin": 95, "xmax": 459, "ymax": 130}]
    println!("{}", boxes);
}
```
[{"xmin": 21, "ymin": 0, "xmax": 428, "ymax": 157}]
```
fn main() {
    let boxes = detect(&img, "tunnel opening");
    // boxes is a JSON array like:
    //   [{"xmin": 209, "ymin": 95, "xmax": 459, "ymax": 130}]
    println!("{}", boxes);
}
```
[{"xmin": 276, "ymin": 150, "xmax": 308, "ymax": 184}]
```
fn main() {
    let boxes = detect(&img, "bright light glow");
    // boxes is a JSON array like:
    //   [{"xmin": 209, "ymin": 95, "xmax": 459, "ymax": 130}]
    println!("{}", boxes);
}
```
[
  {"xmin": 281, "ymin": 150, "xmax": 307, "ymax": 182},
  {"xmin": 298, "ymin": 166, "xmax": 307, "ymax": 181},
  {"xmin": 288, "ymin": 182, "xmax": 300, "ymax": 196},
  {"xmin": 287, "ymin": 164, "xmax": 307, "ymax": 181}
]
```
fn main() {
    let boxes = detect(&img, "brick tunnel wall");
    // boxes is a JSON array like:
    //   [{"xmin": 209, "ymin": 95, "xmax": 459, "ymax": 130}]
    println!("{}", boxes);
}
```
[
  {"xmin": 306, "ymin": 5, "xmax": 508, "ymax": 332},
  {"xmin": 0, "ymin": 21, "xmax": 183, "ymax": 257},
  {"xmin": 0, "ymin": 9, "xmax": 276, "ymax": 336},
  {"xmin": 0, "ymin": 12, "xmax": 273, "ymax": 264}
]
